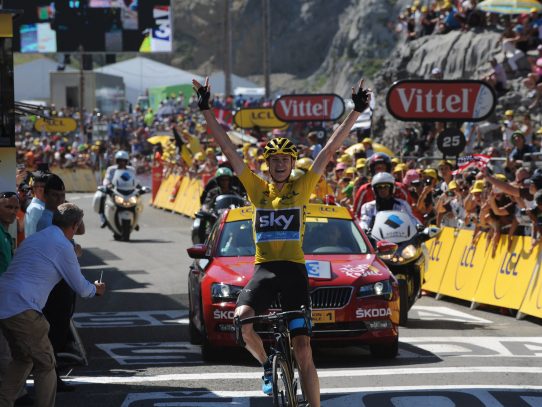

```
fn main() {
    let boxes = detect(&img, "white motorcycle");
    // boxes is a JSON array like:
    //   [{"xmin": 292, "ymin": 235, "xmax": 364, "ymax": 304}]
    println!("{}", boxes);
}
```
[
  {"xmin": 93, "ymin": 169, "xmax": 149, "ymax": 241},
  {"xmin": 370, "ymin": 210, "xmax": 440, "ymax": 325}
]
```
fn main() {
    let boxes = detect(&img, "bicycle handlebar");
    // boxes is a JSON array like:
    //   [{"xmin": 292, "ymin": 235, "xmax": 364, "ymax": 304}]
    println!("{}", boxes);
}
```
[{"xmin": 237, "ymin": 307, "xmax": 311, "ymax": 326}]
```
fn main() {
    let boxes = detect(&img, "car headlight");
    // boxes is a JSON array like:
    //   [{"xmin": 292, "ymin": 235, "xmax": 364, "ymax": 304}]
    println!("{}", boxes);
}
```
[
  {"xmin": 358, "ymin": 279, "xmax": 393, "ymax": 300},
  {"xmin": 211, "ymin": 283, "xmax": 243, "ymax": 303},
  {"xmin": 401, "ymin": 244, "xmax": 420, "ymax": 260}
]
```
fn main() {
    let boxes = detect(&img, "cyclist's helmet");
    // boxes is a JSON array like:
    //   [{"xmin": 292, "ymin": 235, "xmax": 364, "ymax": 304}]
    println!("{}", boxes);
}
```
[
  {"xmin": 371, "ymin": 172, "xmax": 396, "ymax": 194},
  {"xmin": 115, "ymin": 150, "xmax": 129, "ymax": 162},
  {"xmin": 368, "ymin": 152, "xmax": 392, "ymax": 175},
  {"xmin": 295, "ymin": 157, "xmax": 313, "ymax": 172},
  {"xmin": 263, "ymin": 137, "xmax": 298, "ymax": 160},
  {"xmin": 215, "ymin": 167, "xmax": 233, "ymax": 178}
]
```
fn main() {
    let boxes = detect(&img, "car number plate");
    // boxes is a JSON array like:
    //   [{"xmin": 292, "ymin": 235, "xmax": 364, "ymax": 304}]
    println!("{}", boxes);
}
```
[{"xmin": 312, "ymin": 310, "xmax": 335, "ymax": 324}]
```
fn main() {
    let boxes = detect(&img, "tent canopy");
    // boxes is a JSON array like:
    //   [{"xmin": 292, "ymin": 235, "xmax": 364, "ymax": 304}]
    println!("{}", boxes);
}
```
[{"xmin": 95, "ymin": 57, "xmax": 203, "ymax": 106}]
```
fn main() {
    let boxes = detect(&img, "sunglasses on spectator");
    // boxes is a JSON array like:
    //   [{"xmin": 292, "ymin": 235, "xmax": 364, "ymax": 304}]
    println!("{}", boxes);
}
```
[{"xmin": 0, "ymin": 192, "xmax": 18, "ymax": 199}]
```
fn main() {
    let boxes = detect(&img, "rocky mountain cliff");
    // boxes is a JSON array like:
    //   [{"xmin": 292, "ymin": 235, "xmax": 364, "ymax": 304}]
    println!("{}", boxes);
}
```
[
  {"xmin": 169, "ymin": 1, "xmax": 534, "ymax": 149},
  {"xmin": 169, "ymin": 0, "xmax": 409, "ymax": 92}
]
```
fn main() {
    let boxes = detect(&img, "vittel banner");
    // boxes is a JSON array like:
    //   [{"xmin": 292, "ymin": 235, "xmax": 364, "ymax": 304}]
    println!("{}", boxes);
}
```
[
  {"xmin": 273, "ymin": 94, "xmax": 345, "ymax": 122},
  {"xmin": 386, "ymin": 80, "xmax": 496, "ymax": 121}
]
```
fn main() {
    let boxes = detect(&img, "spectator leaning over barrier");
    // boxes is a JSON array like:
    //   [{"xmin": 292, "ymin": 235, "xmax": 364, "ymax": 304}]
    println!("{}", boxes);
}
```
[
  {"xmin": 487, "ymin": 174, "xmax": 518, "ymax": 254},
  {"xmin": 24, "ymin": 171, "xmax": 51, "ymax": 238},
  {"xmin": 0, "ymin": 203, "xmax": 106, "ymax": 407},
  {"xmin": 526, "ymin": 190, "xmax": 542, "ymax": 249},
  {"xmin": 416, "ymin": 168, "xmax": 439, "ymax": 225}
]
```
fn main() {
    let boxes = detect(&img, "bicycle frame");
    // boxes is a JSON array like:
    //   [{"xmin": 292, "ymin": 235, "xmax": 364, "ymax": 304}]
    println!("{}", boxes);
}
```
[{"xmin": 234, "ymin": 307, "xmax": 312, "ymax": 406}]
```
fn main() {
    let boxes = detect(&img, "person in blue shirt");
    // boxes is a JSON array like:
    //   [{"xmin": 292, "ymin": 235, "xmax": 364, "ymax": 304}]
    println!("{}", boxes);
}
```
[
  {"xmin": 0, "ymin": 203, "xmax": 106, "ymax": 407},
  {"xmin": 24, "ymin": 172, "xmax": 51, "ymax": 238}
]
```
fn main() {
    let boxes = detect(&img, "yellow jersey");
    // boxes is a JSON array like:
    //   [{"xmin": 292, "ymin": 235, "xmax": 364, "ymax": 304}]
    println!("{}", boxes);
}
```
[{"xmin": 239, "ymin": 166, "xmax": 321, "ymax": 264}]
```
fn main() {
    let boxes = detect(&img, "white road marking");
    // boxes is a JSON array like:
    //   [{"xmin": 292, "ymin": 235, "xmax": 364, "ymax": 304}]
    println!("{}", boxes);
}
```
[
  {"xmin": 410, "ymin": 305, "xmax": 492, "ymax": 324},
  {"xmin": 54, "ymin": 366, "xmax": 542, "ymax": 384},
  {"xmin": 401, "ymin": 337, "xmax": 542, "ymax": 357},
  {"xmin": 118, "ymin": 386, "xmax": 542, "ymax": 407},
  {"xmin": 73, "ymin": 310, "xmax": 189, "ymax": 328}
]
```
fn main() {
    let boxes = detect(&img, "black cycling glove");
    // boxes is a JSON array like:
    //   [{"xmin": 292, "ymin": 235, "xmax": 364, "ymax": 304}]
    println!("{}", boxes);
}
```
[
  {"xmin": 352, "ymin": 86, "xmax": 370, "ymax": 113},
  {"xmin": 196, "ymin": 85, "xmax": 211, "ymax": 111}
]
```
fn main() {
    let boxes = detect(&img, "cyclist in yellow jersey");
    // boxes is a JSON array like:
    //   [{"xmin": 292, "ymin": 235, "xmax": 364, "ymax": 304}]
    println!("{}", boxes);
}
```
[{"xmin": 193, "ymin": 77, "xmax": 370, "ymax": 407}]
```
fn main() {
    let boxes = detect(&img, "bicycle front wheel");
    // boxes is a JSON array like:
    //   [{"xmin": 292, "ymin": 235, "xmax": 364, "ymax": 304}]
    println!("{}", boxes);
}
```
[{"xmin": 272, "ymin": 354, "xmax": 296, "ymax": 407}]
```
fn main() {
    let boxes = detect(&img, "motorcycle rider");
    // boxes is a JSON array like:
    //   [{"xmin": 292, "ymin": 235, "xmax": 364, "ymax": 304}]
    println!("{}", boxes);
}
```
[
  {"xmin": 202, "ymin": 167, "xmax": 241, "ymax": 210},
  {"xmin": 360, "ymin": 172, "xmax": 420, "ymax": 233},
  {"xmin": 97, "ymin": 150, "xmax": 136, "ymax": 228},
  {"xmin": 353, "ymin": 153, "xmax": 412, "ymax": 219}
]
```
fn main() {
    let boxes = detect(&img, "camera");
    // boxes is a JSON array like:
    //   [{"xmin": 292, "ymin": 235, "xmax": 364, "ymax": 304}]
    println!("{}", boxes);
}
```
[{"xmin": 425, "ymin": 178, "xmax": 432, "ymax": 185}]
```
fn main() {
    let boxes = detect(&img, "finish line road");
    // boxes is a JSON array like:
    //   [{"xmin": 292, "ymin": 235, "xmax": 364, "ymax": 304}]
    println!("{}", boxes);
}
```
[{"xmin": 44, "ymin": 193, "xmax": 542, "ymax": 407}]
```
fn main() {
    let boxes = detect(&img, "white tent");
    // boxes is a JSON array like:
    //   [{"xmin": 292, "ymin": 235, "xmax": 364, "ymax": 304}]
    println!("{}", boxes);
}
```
[
  {"xmin": 14, "ymin": 57, "xmax": 76, "ymax": 103},
  {"xmin": 94, "ymin": 57, "xmax": 202, "ymax": 106},
  {"xmin": 208, "ymin": 71, "xmax": 262, "ymax": 96}
]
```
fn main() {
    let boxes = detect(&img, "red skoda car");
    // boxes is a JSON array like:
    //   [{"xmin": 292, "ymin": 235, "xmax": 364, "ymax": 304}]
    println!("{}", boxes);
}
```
[{"xmin": 187, "ymin": 204, "xmax": 400, "ymax": 360}]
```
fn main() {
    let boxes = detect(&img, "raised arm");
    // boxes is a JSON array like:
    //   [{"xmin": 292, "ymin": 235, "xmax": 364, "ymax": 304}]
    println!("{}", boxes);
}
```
[
  {"xmin": 311, "ymin": 79, "xmax": 370, "ymax": 176},
  {"xmin": 192, "ymin": 78, "xmax": 246, "ymax": 175}
]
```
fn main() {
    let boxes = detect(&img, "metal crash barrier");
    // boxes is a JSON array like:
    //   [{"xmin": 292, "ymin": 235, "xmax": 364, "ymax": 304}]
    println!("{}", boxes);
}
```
[{"xmin": 423, "ymin": 226, "xmax": 542, "ymax": 321}]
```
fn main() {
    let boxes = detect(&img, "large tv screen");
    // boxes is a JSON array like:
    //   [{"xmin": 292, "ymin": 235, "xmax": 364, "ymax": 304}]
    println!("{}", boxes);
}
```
[{"xmin": 6, "ymin": 0, "xmax": 172, "ymax": 53}]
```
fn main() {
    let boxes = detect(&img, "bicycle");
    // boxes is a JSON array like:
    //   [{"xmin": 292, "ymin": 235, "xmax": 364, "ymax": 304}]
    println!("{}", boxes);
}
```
[{"xmin": 234, "ymin": 307, "xmax": 312, "ymax": 407}]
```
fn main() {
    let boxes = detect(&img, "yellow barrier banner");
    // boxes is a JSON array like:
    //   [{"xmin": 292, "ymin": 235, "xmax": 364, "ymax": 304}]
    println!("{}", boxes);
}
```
[
  {"xmin": 153, "ymin": 174, "xmax": 179, "ymax": 209},
  {"xmin": 422, "ymin": 227, "xmax": 458, "ymax": 293},
  {"xmin": 186, "ymin": 178, "xmax": 202, "ymax": 217},
  {"xmin": 173, "ymin": 177, "xmax": 191, "ymax": 216},
  {"xmin": 438, "ymin": 229, "xmax": 489, "ymax": 302},
  {"xmin": 473, "ymin": 235, "xmax": 538, "ymax": 310},
  {"xmin": 519, "ymin": 247, "xmax": 542, "ymax": 319},
  {"xmin": 51, "ymin": 168, "xmax": 97, "ymax": 192},
  {"xmin": 163, "ymin": 176, "xmax": 182, "ymax": 211}
]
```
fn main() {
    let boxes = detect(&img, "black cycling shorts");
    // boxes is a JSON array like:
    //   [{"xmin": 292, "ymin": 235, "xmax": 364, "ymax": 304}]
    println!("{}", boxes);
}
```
[{"xmin": 236, "ymin": 261, "xmax": 312, "ymax": 337}]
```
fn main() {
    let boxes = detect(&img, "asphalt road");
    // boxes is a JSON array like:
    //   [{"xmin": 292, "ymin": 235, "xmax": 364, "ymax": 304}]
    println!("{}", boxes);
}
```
[{"xmin": 43, "ymin": 192, "xmax": 542, "ymax": 407}]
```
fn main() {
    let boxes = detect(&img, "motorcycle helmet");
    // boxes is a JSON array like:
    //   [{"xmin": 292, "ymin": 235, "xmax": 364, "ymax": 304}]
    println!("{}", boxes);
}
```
[
  {"xmin": 115, "ymin": 150, "xmax": 129, "ymax": 162},
  {"xmin": 263, "ymin": 137, "xmax": 298, "ymax": 160},
  {"xmin": 296, "ymin": 157, "xmax": 313, "ymax": 172},
  {"xmin": 368, "ymin": 153, "xmax": 392, "ymax": 175},
  {"xmin": 215, "ymin": 167, "xmax": 233, "ymax": 178},
  {"xmin": 371, "ymin": 172, "xmax": 396, "ymax": 194}
]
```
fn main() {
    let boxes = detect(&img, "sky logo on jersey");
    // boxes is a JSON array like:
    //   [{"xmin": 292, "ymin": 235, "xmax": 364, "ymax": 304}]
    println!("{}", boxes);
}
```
[
  {"xmin": 255, "ymin": 208, "xmax": 301, "ymax": 242},
  {"xmin": 385, "ymin": 214, "xmax": 404, "ymax": 229}
]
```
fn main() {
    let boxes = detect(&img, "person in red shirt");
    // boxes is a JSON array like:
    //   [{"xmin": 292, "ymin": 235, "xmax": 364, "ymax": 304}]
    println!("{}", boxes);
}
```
[{"xmin": 353, "ymin": 153, "xmax": 411, "ymax": 219}]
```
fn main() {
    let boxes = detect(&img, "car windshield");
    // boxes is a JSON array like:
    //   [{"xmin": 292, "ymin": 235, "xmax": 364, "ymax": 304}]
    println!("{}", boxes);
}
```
[{"xmin": 217, "ymin": 218, "xmax": 370, "ymax": 257}]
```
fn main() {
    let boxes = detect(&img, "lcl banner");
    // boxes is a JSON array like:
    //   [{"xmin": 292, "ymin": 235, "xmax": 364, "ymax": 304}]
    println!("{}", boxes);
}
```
[
  {"xmin": 233, "ymin": 107, "xmax": 287, "ymax": 129},
  {"xmin": 386, "ymin": 80, "xmax": 496, "ymax": 121},
  {"xmin": 273, "ymin": 94, "xmax": 345, "ymax": 122}
]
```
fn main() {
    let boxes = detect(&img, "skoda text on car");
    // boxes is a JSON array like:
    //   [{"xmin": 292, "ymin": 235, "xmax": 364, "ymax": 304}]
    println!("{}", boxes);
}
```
[{"xmin": 187, "ymin": 204, "xmax": 400, "ymax": 359}]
